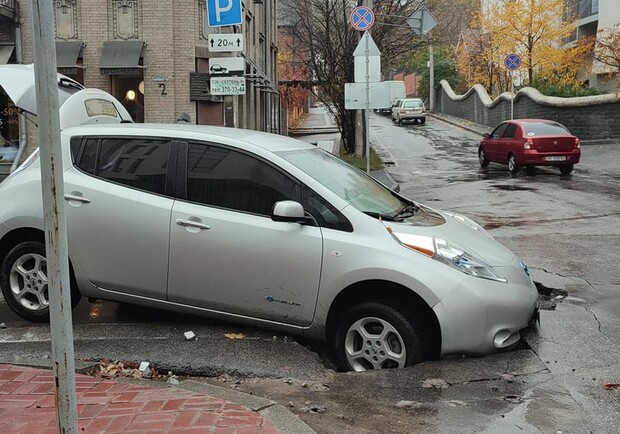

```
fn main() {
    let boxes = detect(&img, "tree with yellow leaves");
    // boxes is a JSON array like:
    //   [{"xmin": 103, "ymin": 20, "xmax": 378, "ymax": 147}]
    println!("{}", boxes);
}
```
[
  {"xmin": 593, "ymin": 24, "xmax": 620, "ymax": 90},
  {"xmin": 474, "ymin": 0, "xmax": 591, "ymax": 88}
]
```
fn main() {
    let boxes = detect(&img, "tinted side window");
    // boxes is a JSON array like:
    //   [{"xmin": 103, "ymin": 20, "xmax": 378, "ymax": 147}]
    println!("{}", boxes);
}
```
[
  {"xmin": 187, "ymin": 143, "xmax": 300, "ymax": 216},
  {"xmin": 491, "ymin": 123, "xmax": 507, "ymax": 139},
  {"xmin": 77, "ymin": 138, "xmax": 99, "ymax": 175},
  {"xmin": 97, "ymin": 138, "xmax": 170, "ymax": 195},
  {"xmin": 502, "ymin": 123, "xmax": 518, "ymax": 139}
]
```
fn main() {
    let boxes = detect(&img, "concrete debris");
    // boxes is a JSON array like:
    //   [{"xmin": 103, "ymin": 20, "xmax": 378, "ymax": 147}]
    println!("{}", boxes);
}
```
[
  {"xmin": 302, "ymin": 383, "xmax": 308, "ymax": 388},
  {"xmin": 396, "ymin": 400, "xmax": 423, "ymax": 409},
  {"xmin": 184, "ymin": 331, "xmax": 197, "ymax": 341},
  {"xmin": 501, "ymin": 374, "xmax": 515, "ymax": 383},
  {"xmin": 422, "ymin": 378, "xmax": 449, "ymax": 389},
  {"xmin": 300, "ymin": 405, "xmax": 327, "ymax": 414},
  {"xmin": 283, "ymin": 378, "xmax": 293, "ymax": 384},
  {"xmin": 167, "ymin": 377, "xmax": 180, "ymax": 385},
  {"xmin": 0, "ymin": 322, "xmax": 6, "ymax": 329},
  {"xmin": 287, "ymin": 402, "xmax": 294, "ymax": 408},
  {"xmin": 446, "ymin": 400, "xmax": 468, "ymax": 407}
]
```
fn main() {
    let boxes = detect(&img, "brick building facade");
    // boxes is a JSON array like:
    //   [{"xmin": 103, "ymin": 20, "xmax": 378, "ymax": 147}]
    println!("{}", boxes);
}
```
[{"xmin": 0, "ymin": 0, "xmax": 279, "ymax": 172}]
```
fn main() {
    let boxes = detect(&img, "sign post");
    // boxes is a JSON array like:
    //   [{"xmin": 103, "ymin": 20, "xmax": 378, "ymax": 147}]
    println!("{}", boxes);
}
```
[
  {"xmin": 30, "ymin": 0, "xmax": 77, "ymax": 431},
  {"xmin": 504, "ymin": 53, "xmax": 522, "ymax": 120},
  {"xmin": 350, "ymin": 6, "xmax": 375, "ymax": 174},
  {"xmin": 407, "ymin": 6, "xmax": 438, "ymax": 112}
]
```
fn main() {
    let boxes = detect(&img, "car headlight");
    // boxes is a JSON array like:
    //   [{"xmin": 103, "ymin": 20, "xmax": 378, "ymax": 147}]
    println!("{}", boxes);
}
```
[{"xmin": 391, "ymin": 232, "xmax": 507, "ymax": 283}]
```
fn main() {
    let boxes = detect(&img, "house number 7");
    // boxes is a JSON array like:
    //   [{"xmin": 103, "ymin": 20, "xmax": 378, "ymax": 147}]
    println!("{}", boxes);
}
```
[{"xmin": 159, "ymin": 83, "xmax": 167, "ymax": 95}]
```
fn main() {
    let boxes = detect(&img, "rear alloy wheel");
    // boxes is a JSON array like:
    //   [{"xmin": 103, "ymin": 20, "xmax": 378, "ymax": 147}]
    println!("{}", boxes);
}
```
[
  {"xmin": 560, "ymin": 164, "xmax": 574, "ymax": 175},
  {"xmin": 479, "ymin": 148, "xmax": 490, "ymax": 167},
  {"xmin": 0, "ymin": 241, "xmax": 80, "ymax": 322},
  {"xmin": 508, "ymin": 154, "xmax": 520, "ymax": 174},
  {"xmin": 334, "ymin": 301, "xmax": 422, "ymax": 372}
]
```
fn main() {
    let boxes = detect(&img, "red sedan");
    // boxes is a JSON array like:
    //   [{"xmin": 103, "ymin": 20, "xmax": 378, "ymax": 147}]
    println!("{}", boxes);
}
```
[{"xmin": 479, "ymin": 119, "xmax": 580, "ymax": 175}]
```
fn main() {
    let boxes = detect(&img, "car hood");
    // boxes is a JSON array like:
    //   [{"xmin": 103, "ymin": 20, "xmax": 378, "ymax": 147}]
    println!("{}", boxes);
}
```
[{"xmin": 385, "ymin": 204, "xmax": 516, "ymax": 267}]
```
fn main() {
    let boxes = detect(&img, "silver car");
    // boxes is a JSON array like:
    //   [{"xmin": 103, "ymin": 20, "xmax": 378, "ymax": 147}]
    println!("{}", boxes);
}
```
[
  {"xmin": 392, "ymin": 98, "xmax": 427, "ymax": 125},
  {"xmin": 0, "ymin": 123, "xmax": 538, "ymax": 372}
]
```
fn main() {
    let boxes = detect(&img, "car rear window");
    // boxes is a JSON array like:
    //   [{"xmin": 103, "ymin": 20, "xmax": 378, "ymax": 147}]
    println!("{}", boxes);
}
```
[
  {"xmin": 523, "ymin": 122, "xmax": 570, "ymax": 136},
  {"xmin": 403, "ymin": 100, "xmax": 423, "ymax": 108}
]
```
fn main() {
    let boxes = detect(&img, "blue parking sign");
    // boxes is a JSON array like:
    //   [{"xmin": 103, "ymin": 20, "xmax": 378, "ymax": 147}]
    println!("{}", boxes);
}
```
[{"xmin": 207, "ymin": 0, "xmax": 242, "ymax": 27}]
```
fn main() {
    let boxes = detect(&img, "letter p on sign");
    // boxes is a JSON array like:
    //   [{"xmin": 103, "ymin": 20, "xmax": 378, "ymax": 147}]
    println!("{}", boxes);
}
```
[{"xmin": 207, "ymin": 0, "xmax": 243, "ymax": 27}]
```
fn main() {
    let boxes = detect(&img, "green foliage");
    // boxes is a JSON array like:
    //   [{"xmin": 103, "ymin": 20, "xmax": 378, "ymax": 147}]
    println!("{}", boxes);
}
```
[
  {"xmin": 405, "ymin": 48, "xmax": 462, "ymax": 100},
  {"xmin": 339, "ymin": 145, "xmax": 384, "ymax": 171},
  {"xmin": 530, "ymin": 81, "xmax": 603, "ymax": 98}
]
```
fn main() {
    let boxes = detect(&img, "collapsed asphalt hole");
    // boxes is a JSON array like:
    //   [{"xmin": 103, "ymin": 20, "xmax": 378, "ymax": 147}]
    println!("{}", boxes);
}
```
[
  {"xmin": 493, "ymin": 184, "xmax": 537, "ymax": 192},
  {"xmin": 535, "ymin": 281, "xmax": 569, "ymax": 310}
]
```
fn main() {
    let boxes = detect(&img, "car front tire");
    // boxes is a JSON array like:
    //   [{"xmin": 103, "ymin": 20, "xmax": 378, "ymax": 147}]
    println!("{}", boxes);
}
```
[
  {"xmin": 0, "ymin": 241, "xmax": 81, "ymax": 322},
  {"xmin": 333, "ymin": 301, "xmax": 422, "ymax": 372},
  {"xmin": 479, "ymin": 148, "xmax": 490, "ymax": 167}
]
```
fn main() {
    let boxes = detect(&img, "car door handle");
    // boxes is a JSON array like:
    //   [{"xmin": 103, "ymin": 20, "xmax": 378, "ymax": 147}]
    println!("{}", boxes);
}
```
[
  {"xmin": 64, "ymin": 194, "xmax": 91, "ymax": 204},
  {"xmin": 176, "ymin": 218, "xmax": 210, "ymax": 230}
]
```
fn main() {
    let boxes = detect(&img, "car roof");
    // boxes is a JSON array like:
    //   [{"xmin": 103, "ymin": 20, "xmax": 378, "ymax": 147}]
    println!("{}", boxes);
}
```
[
  {"xmin": 508, "ymin": 119, "xmax": 562, "ymax": 125},
  {"xmin": 63, "ymin": 123, "xmax": 315, "ymax": 153}
]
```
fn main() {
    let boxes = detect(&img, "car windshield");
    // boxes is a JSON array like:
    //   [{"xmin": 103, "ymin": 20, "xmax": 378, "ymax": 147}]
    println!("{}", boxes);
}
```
[
  {"xmin": 523, "ymin": 122, "xmax": 570, "ymax": 136},
  {"xmin": 278, "ymin": 148, "xmax": 406, "ymax": 218},
  {"xmin": 404, "ymin": 100, "xmax": 423, "ymax": 108}
]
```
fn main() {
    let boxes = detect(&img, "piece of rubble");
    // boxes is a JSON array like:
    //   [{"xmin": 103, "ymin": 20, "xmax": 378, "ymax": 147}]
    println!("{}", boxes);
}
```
[
  {"xmin": 396, "ymin": 400, "xmax": 422, "ymax": 409},
  {"xmin": 446, "ymin": 400, "xmax": 468, "ymax": 407},
  {"xmin": 422, "ymin": 378, "xmax": 449, "ymax": 389},
  {"xmin": 283, "ymin": 378, "xmax": 293, "ymax": 385},
  {"xmin": 287, "ymin": 402, "xmax": 294, "ymax": 408},
  {"xmin": 0, "ymin": 322, "xmax": 7, "ymax": 329},
  {"xmin": 501, "ymin": 374, "xmax": 515, "ymax": 383},
  {"xmin": 184, "ymin": 331, "xmax": 196, "ymax": 341},
  {"xmin": 167, "ymin": 377, "xmax": 180, "ymax": 385},
  {"xmin": 299, "ymin": 405, "xmax": 327, "ymax": 414}
]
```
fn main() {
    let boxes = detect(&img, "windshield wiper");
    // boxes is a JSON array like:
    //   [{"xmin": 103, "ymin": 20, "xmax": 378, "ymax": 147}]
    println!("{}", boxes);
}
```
[
  {"xmin": 393, "ymin": 202, "xmax": 418, "ymax": 219},
  {"xmin": 363, "ymin": 211, "xmax": 399, "ymax": 222}
]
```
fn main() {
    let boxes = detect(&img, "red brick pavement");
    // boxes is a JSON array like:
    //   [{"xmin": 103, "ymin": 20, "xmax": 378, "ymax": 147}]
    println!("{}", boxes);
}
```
[{"xmin": 0, "ymin": 364, "xmax": 281, "ymax": 434}]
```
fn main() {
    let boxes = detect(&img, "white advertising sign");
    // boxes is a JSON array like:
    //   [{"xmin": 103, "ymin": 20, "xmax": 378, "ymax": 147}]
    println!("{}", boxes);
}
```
[{"xmin": 210, "ymin": 76, "xmax": 246, "ymax": 95}]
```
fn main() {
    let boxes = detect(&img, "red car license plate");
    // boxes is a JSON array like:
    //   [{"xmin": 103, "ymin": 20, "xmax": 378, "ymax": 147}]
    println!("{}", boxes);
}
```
[{"xmin": 545, "ymin": 156, "xmax": 566, "ymax": 162}]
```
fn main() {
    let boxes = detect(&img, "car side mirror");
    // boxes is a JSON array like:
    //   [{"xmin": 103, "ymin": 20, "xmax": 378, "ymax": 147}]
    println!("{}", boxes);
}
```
[
  {"xmin": 482, "ymin": 133, "xmax": 491, "ymax": 139},
  {"xmin": 271, "ymin": 200, "xmax": 309, "ymax": 223}
]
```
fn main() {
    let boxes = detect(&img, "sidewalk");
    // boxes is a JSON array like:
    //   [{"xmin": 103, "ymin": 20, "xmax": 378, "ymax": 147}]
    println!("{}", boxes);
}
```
[{"xmin": 0, "ymin": 364, "xmax": 314, "ymax": 433}]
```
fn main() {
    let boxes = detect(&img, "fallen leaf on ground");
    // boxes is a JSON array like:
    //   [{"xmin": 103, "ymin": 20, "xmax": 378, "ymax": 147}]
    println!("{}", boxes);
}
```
[
  {"xmin": 603, "ymin": 383, "xmax": 619, "ymax": 391},
  {"xmin": 224, "ymin": 333, "xmax": 246, "ymax": 340}
]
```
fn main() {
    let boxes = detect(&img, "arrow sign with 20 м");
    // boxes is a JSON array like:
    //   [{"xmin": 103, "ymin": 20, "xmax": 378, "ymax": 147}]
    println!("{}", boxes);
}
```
[{"xmin": 208, "ymin": 34, "xmax": 244, "ymax": 52}]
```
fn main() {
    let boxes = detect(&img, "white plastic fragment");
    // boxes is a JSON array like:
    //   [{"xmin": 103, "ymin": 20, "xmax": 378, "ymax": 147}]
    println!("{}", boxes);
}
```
[{"xmin": 184, "ymin": 331, "xmax": 196, "ymax": 341}]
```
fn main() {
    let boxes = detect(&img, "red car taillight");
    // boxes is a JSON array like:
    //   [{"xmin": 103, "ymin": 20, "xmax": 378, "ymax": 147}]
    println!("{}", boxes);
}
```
[
  {"xmin": 574, "ymin": 137, "xmax": 580, "ymax": 149},
  {"xmin": 400, "ymin": 108, "xmax": 405, "ymax": 114},
  {"xmin": 523, "ymin": 138, "xmax": 534, "ymax": 150}
]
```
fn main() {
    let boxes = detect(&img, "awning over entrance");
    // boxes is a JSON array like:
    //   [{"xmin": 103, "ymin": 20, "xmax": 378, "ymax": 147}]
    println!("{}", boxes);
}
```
[
  {"xmin": 0, "ymin": 44, "xmax": 15, "ymax": 64},
  {"xmin": 55, "ymin": 41, "xmax": 83, "ymax": 74},
  {"xmin": 100, "ymin": 40, "xmax": 145, "ymax": 75}
]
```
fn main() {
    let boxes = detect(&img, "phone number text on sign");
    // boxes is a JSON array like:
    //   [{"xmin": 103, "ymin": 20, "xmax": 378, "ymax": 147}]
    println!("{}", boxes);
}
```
[{"xmin": 210, "ymin": 77, "xmax": 246, "ymax": 95}]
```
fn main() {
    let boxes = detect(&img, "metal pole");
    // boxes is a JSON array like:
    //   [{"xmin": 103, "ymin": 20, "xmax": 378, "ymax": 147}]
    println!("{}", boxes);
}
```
[
  {"xmin": 365, "ymin": 31, "xmax": 370, "ymax": 174},
  {"xmin": 31, "ymin": 1, "xmax": 78, "ymax": 432},
  {"xmin": 511, "ymin": 71, "xmax": 514, "ymax": 120},
  {"xmin": 11, "ymin": 8, "xmax": 27, "ymax": 174},
  {"xmin": 429, "ymin": 44, "xmax": 434, "ymax": 112}
]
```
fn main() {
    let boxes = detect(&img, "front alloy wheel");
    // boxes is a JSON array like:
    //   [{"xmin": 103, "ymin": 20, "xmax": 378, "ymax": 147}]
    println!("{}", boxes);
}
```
[
  {"xmin": 334, "ymin": 302, "xmax": 422, "ymax": 372},
  {"xmin": 1, "ymin": 241, "xmax": 80, "ymax": 322}
]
